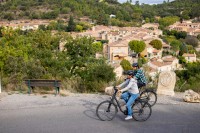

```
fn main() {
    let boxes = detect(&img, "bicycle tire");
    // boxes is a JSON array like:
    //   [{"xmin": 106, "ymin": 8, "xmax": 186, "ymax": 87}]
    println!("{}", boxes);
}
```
[
  {"xmin": 96, "ymin": 100, "xmax": 117, "ymax": 121},
  {"xmin": 132, "ymin": 101, "xmax": 152, "ymax": 121},
  {"xmin": 140, "ymin": 90, "xmax": 157, "ymax": 107}
]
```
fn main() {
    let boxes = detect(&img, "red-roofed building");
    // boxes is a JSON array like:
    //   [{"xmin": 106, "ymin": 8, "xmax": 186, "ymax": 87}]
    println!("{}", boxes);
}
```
[{"xmin": 182, "ymin": 53, "xmax": 197, "ymax": 62}]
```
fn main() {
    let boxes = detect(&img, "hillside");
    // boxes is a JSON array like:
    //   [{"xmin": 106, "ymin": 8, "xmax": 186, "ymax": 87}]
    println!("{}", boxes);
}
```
[{"xmin": 0, "ymin": 0, "xmax": 200, "ymax": 26}]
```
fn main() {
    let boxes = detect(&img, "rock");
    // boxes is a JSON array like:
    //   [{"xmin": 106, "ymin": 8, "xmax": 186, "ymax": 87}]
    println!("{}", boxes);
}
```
[
  {"xmin": 105, "ymin": 86, "xmax": 121, "ymax": 99},
  {"xmin": 183, "ymin": 89, "xmax": 200, "ymax": 103},
  {"xmin": 157, "ymin": 71, "xmax": 176, "ymax": 96},
  {"xmin": 105, "ymin": 86, "xmax": 114, "ymax": 96}
]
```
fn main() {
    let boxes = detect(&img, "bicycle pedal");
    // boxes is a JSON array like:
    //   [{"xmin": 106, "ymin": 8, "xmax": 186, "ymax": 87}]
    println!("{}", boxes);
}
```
[{"xmin": 123, "ymin": 110, "xmax": 128, "ymax": 115}]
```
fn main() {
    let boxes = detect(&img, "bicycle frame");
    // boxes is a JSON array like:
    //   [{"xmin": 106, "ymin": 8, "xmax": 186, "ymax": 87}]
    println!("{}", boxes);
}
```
[{"xmin": 110, "ymin": 87, "xmax": 126, "ymax": 113}]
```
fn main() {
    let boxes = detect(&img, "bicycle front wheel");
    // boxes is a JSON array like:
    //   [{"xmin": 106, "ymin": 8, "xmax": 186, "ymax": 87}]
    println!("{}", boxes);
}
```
[
  {"xmin": 96, "ymin": 100, "xmax": 117, "ymax": 121},
  {"xmin": 140, "ymin": 90, "xmax": 157, "ymax": 107},
  {"xmin": 132, "ymin": 101, "xmax": 152, "ymax": 121}
]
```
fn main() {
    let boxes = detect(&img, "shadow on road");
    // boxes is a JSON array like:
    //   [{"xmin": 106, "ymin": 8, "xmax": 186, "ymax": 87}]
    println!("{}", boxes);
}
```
[{"xmin": 80, "ymin": 99, "xmax": 100, "ymax": 121}]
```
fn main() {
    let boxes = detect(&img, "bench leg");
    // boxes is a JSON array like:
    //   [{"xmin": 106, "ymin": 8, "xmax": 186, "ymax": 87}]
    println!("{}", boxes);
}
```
[
  {"xmin": 55, "ymin": 87, "xmax": 60, "ymax": 96},
  {"xmin": 28, "ymin": 86, "xmax": 33, "ymax": 94}
]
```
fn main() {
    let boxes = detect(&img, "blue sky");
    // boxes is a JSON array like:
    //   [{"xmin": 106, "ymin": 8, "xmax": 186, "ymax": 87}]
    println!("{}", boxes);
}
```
[{"xmin": 118, "ymin": 0, "xmax": 174, "ymax": 4}]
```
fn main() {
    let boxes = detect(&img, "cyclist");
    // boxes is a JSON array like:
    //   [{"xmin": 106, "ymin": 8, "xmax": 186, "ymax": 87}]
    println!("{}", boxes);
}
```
[
  {"xmin": 117, "ymin": 70, "xmax": 139, "ymax": 120},
  {"xmin": 132, "ymin": 63, "xmax": 147, "ymax": 88}
]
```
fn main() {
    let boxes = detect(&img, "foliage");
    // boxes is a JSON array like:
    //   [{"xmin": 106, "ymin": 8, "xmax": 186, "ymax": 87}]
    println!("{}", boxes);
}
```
[
  {"xmin": 158, "ymin": 16, "xmax": 179, "ymax": 28},
  {"xmin": 1, "ymin": 0, "xmax": 200, "ymax": 27},
  {"xmin": 149, "ymin": 39, "xmax": 162, "ymax": 50},
  {"xmin": 197, "ymin": 34, "xmax": 200, "ymax": 41},
  {"xmin": 162, "ymin": 35, "xmax": 177, "ymax": 44},
  {"xmin": 163, "ymin": 30, "xmax": 187, "ymax": 39},
  {"xmin": 120, "ymin": 59, "xmax": 132, "ymax": 71},
  {"xmin": 128, "ymin": 40, "xmax": 146, "ymax": 53},
  {"xmin": 178, "ymin": 56, "xmax": 186, "ymax": 65},
  {"xmin": 67, "ymin": 16, "xmax": 76, "ymax": 32},
  {"xmin": 138, "ymin": 57, "xmax": 147, "ymax": 67},
  {"xmin": 179, "ymin": 43, "xmax": 188, "ymax": 56},
  {"xmin": 175, "ymin": 62, "xmax": 200, "ymax": 92},
  {"xmin": 170, "ymin": 40, "xmax": 181, "ymax": 52},
  {"xmin": 0, "ymin": 28, "xmax": 115, "ymax": 92},
  {"xmin": 174, "ymin": 31, "xmax": 187, "ymax": 39},
  {"xmin": 0, "ymin": 0, "xmax": 200, "ymax": 27},
  {"xmin": 92, "ymin": 42, "xmax": 103, "ymax": 53},
  {"xmin": 184, "ymin": 36, "xmax": 199, "ymax": 48}
]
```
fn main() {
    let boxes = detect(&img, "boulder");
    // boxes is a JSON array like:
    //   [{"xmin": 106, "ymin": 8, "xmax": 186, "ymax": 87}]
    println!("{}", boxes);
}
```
[
  {"xmin": 183, "ymin": 89, "xmax": 200, "ymax": 103},
  {"xmin": 105, "ymin": 86, "xmax": 121, "ymax": 99},
  {"xmin": 105, "ymin": 86, "xmax": 114, "ymax": 96}
]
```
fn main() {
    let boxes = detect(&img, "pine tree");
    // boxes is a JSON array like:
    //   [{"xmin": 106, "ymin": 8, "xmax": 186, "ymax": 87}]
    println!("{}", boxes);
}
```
[{"xmin": 67, "ymin": 16, "xmax": 76, "ymax": 32}]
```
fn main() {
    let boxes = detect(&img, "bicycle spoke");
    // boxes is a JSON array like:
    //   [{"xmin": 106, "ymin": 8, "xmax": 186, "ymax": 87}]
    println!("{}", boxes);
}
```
[
  {"xmin": 140, "ymin": 91, "xmax": 157, "ymax": 107},
  {"xmin": 96, "ymin": 101, "xmax": 117, "ymax": 121},
  {"xmin": 132, "ymin": 101, "xmax": 152, "ymax": 121}
]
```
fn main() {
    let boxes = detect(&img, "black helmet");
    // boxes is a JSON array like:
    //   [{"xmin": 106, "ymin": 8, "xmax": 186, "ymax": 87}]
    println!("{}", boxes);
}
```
[
  {"xmin": 127, "ymin": 70, "xmax": 134, "ymax": 76},
  {"xmin": 132, "ymin": 63, "xmax": 138, "ymax": 67}
]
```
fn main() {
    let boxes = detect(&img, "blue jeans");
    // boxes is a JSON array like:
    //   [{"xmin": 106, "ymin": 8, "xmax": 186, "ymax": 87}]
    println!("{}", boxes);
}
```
[{"xmin": 121, "ymin": 92, "xmax": 139, "ymax": 116}]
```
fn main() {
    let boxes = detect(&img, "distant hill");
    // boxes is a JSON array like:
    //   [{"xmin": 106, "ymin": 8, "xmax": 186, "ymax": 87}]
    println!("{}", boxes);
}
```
[{"xmin": 0, "ymin": 0, "xmax": 199, "ymax": 26}]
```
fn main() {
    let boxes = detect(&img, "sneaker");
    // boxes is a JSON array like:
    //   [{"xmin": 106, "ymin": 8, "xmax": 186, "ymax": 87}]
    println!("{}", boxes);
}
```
[{"xmin": 125, "ymin": 115, "xmax": 133, "ymax": 120}]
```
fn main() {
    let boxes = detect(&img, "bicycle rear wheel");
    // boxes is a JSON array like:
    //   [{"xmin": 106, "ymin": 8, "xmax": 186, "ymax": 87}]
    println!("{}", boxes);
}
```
[
  {"xmin": 96, "ymin": 100, "xmax": 117, "ymax": 121},
  {"xmin": 140, "ymin": 90, "xmax": 157, "ymax": 107},
  {"xmin": 132, "ymin": 101, "xmax": 152, "ymax": 121}
]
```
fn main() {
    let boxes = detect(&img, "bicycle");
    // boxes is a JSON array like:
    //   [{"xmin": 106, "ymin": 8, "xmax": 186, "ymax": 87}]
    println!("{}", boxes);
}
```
[
  {"xmin": 139, "ymin": 86, "xmax": 157, "ymax": 107},
  {"xmin": 96, "ymin": 86, "xmax": 152, "ymax": 121}
]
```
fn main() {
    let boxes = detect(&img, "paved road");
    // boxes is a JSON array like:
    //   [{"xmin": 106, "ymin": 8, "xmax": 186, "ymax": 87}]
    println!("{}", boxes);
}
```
[{"xmin": 0, "ymin": 93, "xmax": 200, "ymax": 133}]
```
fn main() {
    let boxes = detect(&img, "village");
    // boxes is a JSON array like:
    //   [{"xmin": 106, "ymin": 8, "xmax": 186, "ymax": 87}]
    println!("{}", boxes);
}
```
[{"xmin": 0, "ymin": 18, "xmax": 200, "ymax": 80}]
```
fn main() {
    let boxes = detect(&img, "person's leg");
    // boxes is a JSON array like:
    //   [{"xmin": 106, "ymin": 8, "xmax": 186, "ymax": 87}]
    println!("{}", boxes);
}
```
[
  {"xmin": 126, "ymin": 93, "xmax": 139, "ymax": 116},
  {"xmin": 121, "ymin": 92, "xmax": 130, "ymax": 103}
]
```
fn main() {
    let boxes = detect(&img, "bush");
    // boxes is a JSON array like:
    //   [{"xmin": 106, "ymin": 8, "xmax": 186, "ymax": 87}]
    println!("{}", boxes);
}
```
[{"xmin": 120, "ymin": 59, "xmax": 132, "ymax": 71}]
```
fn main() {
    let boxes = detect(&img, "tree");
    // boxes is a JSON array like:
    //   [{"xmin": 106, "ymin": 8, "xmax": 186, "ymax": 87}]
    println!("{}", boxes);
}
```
[
  {"xmin": 128, "ymin": 40, "xmax": 146, "ymax": 54},
  {"xmin": 92, "ymin": 42, "xmax": 103, "ymax": 53},
  {"xmin": 185, "ymin": 36, "xmax": 199, "ymax": 48},
  {"xmin": 158, "ymin": 16, "xmax": 179, "ymax": 27},
  {"xmin": 179, "ymin": 43, "xmax": 188, "ymax": 56},
  {"xmin": 120, "ymin": 59, "xmax": 132, "ymax": 71},
  {"xmin": 175, "ymin": 31, "xmax": 187, "ymax": 39},
  {"xmin": 197, "ymin": 34, "xmax": 200, "ymax": 41},
  {"xmin": 0, "ymin": 26, "xmax": 3, "ymax": 37},
  {"xmin": 65, "ymin": 36, "xmax": 115, "ymax": 92},
  {"xmin": 67, "ymin": 15, "xmax": 76, "ymax": 32},
  {"xmin": 138, "ymin": 57, "xmax": 147, "ymax": 67},
  {"xmin": 149, "ymin": 39, "xmax": 162, "ymax": 50},
  {"xmin": 170, "ymin": 40, "xmax": 181, "ymax": 52},
  {"xmin": 65, "ymin": 36, "xmax": 96, "ymax": 75}
]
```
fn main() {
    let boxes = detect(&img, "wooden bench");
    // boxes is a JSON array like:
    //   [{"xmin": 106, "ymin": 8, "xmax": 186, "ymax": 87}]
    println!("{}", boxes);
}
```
[{"xmin": 24, "ymin": 79, "xmax": 61, "ymax": 95}]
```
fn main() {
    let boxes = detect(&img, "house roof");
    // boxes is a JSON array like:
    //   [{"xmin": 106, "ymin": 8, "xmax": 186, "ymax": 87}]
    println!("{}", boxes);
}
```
[
  {"xmin": 182, "ymin": 53, "xmax": 196, "ymax": 57},
  {"xmin": 162, "ymin": 56, "xmax": 177, "ymax": 62},
  {"xmin": 162, "ymin": 43, "xmax": 171, "ymax": 48},
  {"xmin": 150, "ymin": 60, "xmax": 172, "ymax": 67},
  {"xmin": 108, "ymin": 40, "xmax": 128, "ymax": 47},
  {"xmin": 153, "ymin": 49, "xmax": 160, "ymax": 53}
]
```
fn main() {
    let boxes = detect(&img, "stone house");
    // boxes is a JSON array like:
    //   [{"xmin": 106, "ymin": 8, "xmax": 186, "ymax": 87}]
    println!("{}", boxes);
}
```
[
  {"xmin": 107, "ymin": 40, "xmax": 129, "ymax": 61},
  {"xmin": 147, "ymin": 56, "xmax": 179, "ymax": 78},
  {"xmin": 168, "ymin": 21, "xmax": 200, "ymax": 36},
  {"xmin": 144, "ymin": 45, "xmax": 163, "ymax": 59},
  {"xmin": 182, "ymin": 53, "xmax": 197, "ymax": 62}
]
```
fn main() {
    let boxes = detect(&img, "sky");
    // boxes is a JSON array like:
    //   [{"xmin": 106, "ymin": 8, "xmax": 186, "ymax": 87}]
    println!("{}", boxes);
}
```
[{"xmin": 118, "ymin": 0, "xmax": 174, "ymax": 5}]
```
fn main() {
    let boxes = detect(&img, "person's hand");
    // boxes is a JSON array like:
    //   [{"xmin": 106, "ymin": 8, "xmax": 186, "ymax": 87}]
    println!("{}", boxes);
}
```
[
  {"xmin": 115, "ymin": 86, "xmax": 120, "ymax": 90},
  {"xmin": 118, "ymin": 90, "xmax": 122, "ymax": 93}
]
